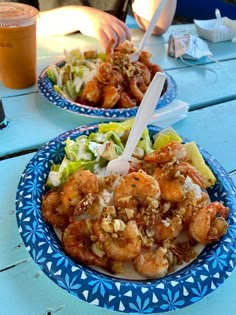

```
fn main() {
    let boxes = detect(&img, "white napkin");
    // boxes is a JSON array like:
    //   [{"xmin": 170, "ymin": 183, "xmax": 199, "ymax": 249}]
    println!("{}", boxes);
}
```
[{"xmin": 151, "ymin": 99, "xmax": 189, "ymax": 127}]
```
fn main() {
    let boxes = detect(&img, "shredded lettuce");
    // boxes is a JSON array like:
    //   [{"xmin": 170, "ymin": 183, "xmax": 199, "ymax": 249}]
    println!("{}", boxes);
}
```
[
  {"xmin": 98, "ymin": 119, "xmax": 152, "ymax": 154},
  {"xmin": 46, "ymin": 157, "xmax": 95, "ymax": 188},
  {"xmin": 64, "ymin": 136, "xmax": 97, "ymax": 161},
  {"xmin": 98, "ymin": 119, "xmax": 135, "ymax": 135},
  {"xmin": 64, "ymin": 48, "xmax": 84, "ymax": 65},
  {"xmin": 63, "ymin": 80, "xmax": 77, "ymax": 100},
  {"xmin": 136, "ymin": 128, "xmax": 153, "ymax": 154},
  {"xmin": 97, "ymin": 52, "xmax": 106, "ymax": 61},
  {"xmin": 47, "ymin": 64, "xmax": 59, "ymax": 83},
  {"xmin": 47, "ymin": 48, "xmax": 104, "ymax": 101},
  {"xmin": 46, "ymin": 120, "xmax": 154, "ymax": 188},
  {"xmin": 53, "ymin": 85, "xmax": 70, "ymax": 99}
]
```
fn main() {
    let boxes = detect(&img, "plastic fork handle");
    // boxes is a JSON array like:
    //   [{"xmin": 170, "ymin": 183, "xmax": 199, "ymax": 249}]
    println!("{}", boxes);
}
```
[
  {"xmin": 121, "ymin": 71, "xmax": 166, "ymax": 161},
  {"xmin": 136, "ymin": 0, "xmax": 167, "ymax": 54}
]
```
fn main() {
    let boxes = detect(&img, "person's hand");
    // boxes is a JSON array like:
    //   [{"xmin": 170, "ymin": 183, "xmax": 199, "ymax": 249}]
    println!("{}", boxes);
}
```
[
  {"xmin": 77, "ymin": 7, "xmax": 131, "ymax": 48},
  {"xmin": 37, "ymin": 6, "xmax": 131, "ymax": 49}
]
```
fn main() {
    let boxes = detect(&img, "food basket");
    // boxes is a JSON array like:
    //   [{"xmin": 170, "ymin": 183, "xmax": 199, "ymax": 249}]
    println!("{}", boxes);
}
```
[{"xmin": 194, "ymin": 16, "xmax": 235, "ymax": 43}]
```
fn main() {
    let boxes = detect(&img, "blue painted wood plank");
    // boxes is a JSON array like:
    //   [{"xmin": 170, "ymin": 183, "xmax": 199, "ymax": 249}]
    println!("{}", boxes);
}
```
[
  {"xmin": 0, "ymin": 259, "xmax": 117, "ymax": 315},
  {"xmin": 0, "ymin": 93, "xmax": 101, "ymax": 157},
  {"xmin": 168, "ymin": 60, "xmax": 236, "ymax": 109},
  {"xmin": 0, "ymin": 154, "xmax": 35, "ymax": 269},
  {"xmin": 1, "ymin": 96, "xmax": 236, "ymax": 174}
]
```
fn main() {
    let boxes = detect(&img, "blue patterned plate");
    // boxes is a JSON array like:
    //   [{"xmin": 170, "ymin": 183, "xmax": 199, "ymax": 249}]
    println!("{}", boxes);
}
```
[
  {"xmin": 16, "ymin": 124, "xmax": 236, "ymax": 313},
  {"xmin": 37, "ymin": 61, "xmax": 177, "ymax": 120}
]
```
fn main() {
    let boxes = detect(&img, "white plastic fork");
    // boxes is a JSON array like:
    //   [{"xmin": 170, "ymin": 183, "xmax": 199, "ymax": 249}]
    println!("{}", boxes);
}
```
[
  {"xmin": 106, "ymin": 71, "xmax": 167, "ymax": 176},
  {"xmin": 130, "ymin": 0, "xmax": 167, "ymax": 62}
]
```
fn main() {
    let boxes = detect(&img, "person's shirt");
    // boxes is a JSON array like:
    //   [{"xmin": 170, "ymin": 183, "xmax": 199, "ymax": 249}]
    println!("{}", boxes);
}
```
[
  {"xmin": 14, "ymin": 0, "xmax": 131, "ymax": 21},
  {"xmin": 7, "ymin": 0, "xmax": 40, "ymax": 10}
]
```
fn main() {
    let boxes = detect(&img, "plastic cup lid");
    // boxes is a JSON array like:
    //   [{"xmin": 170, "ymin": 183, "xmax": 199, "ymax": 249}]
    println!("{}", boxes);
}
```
[{"xmin": 0, "ymin": 2, "xmax": 38, "ymax": 27}]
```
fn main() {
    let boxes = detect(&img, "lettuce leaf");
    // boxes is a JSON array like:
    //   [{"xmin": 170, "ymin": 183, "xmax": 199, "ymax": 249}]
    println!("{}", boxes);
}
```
[
  {"xmin": 46, "ymin": 120, "xmax": 154, "ymax": 188},
  {"xmin": 46, "ymin": 157, "xmax": 95, "ymax": 188},
  {"xmin": 47, "ymin": 64, "xmax": 59, "ymax": 83},
  {"xmin": 98, "ymin": 119, "xmax": 135, "ymax": 135},
  {"xmin": 64, "ymin": 136, "xmax": 98, "ymax": 161},
  {"xmin": 97, "ymin": 119, "xmax": 152, "ymax": 155}
]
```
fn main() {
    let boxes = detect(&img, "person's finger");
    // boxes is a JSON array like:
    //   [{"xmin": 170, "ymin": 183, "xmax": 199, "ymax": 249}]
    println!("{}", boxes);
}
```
[
  {"xmin": 106, "ymin": 27, "xmax": 120, "ymax": 46},
  {"xmin": 116, "ymin": 20, "xmax": 131, "ymax": 41},
  {"xmin": 98, "ymin": 20, "xmax": 131, "ymax": 48},
  {"xmin": 99, "ymin": 29, "xmax": 118, "ymax": 48},
  {"xmin": 104, "ymin": 22, "xmax": 131, "ymax": 47},
  {"xmin": 111, "ymin": 24, "xmax": 130, "ymax": 46}
]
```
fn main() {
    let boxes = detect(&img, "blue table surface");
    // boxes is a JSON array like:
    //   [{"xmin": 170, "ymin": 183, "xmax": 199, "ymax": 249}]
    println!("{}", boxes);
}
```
[{"xmin": 0, "ymin": 19, "xmax": 236, "ymax": 315}]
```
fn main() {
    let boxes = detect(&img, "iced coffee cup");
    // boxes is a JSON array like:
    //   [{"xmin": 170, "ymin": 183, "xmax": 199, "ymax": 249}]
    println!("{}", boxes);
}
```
[{"xmin": 0, "ymin": 2, "xmax": 38, "ymax": 89}]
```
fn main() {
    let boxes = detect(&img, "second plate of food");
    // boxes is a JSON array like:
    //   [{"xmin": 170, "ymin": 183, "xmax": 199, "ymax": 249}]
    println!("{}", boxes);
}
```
[{"xmin": 38, "ymin": 42, "xmax": 177, "ymax": 120}]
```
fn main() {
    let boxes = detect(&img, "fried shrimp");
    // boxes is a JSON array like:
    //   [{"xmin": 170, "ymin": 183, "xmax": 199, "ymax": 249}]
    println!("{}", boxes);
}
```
[
  {"xmin": 133, "ymin": 247, "xmax": 169, "ymax": 279},
  {"xmin": 170, "ymin": 161, "xmax": 204, "ymax": 188},
  {"xmin": 96, "ymin": 62, "xmax": 113, "ymax": 85},
  {"xmin": 62, "ymin": 219, "xmax": 108, "ymax": 267},
  {"xmin": 188, "ymin": 201, "xmax": 229, "ymax": 244},
  {"xmin": 105, "ymin": 38, "xmax": 116, "ymax": 61},
  {"xmin": 101, "ymin": 85, "xmax": 120, "ymax": 108},
  {"xmin": 154, "ymin": 215, "xmax": 183, "ymax": 242},
  {"xmin": 177, "ymin": 191, "xmax": 209, "ymax": 224},
  {"xmin": 138, "ymin": 51, "xmax": 152, "ymax": 68},
  {"xmin": 136, "ymin": 62, "xmax": 151, "ymax": 85},
  {"xmin": 81, "ymin": 78, "xmax": 101, "ymax": 103},
  {"xmin": 118, "ymin": 91, "xmax": 137, "ymax": 108},
  {"xmin": 153, "ymin": 167, "xmax": 186, "ymax": 202},
  {"xmin": 144, "ymin": 141, "xmax": 188, "ymax": 164},
  {"xmin": 129, "ymin": 62, "xmax": 151, "ymax": 102},
  {"xmin": 153, "ymin": 161, "xmax": 204, "ymax": 202},
  {"xmin": 93, "ymin": 220, "xmax": 141, "ymax": 261},
  {"xmin": 115, "ymin": 40, "xmax": 135, "ymax": 54},
  {"xmin": 138, "ymin": 51, "xmax": 163, "ymax": 78},
  {"xmin": 129, "ymin": 76, "xmax": 144, "ymax": 102},
  {"xmin": 114, "ymin": 170, "xmax": 161, "ymax": 209},
  {"xmin": 109, "ymin": 69, "xmax": 124, "ymax": 87},
  {"xmin": 61, "ymin": 169, "xmax": 99, "ymax": 216},
  {"xmin": 41, "ymin": 190, "xmax": 69, "ymax": 229},
  {"xmin": 129, "ymin": 75, "xmax": 148, "ymax": 102}
]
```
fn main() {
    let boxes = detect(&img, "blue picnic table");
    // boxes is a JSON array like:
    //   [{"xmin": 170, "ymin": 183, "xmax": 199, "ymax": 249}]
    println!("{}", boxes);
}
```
[{"xmin": 0, "ymin": 19, "xmax": 236, "ymax": 315}]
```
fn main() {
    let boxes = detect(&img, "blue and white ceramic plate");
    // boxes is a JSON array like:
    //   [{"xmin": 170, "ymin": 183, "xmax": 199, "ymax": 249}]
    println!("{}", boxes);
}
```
[
  {"xmin": 16, "ymin": 124, "xmax": 236, "ymax": 314},
  {"xmin": 37, "ymin": 61, "xmax": 177, "ymax": 120}
]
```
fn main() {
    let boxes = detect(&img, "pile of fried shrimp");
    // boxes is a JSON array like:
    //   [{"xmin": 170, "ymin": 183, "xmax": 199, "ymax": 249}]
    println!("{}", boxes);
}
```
[
  {"xmin": 77, "ymin": 39, "xmax": 164, "ymax": 109},
  {"xmin": 41, "ymin": 140, "xmax": 229, "ymax": 279}
]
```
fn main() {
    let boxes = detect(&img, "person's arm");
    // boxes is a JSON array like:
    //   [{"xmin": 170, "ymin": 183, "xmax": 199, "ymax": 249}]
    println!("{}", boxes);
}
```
[
  {"xmin": 37, "ymin": 6, "xmax": 131, "ymax": 48},
  {"xmin": 132, "ymin": 0, "xmax": 177, "ymax": 35}
]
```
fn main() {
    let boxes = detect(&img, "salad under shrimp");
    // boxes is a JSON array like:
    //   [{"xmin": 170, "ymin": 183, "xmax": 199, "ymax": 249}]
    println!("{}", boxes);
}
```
[{"xmin": 41, "ymin": 120, "xmax": 229, "ymax": 279}]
